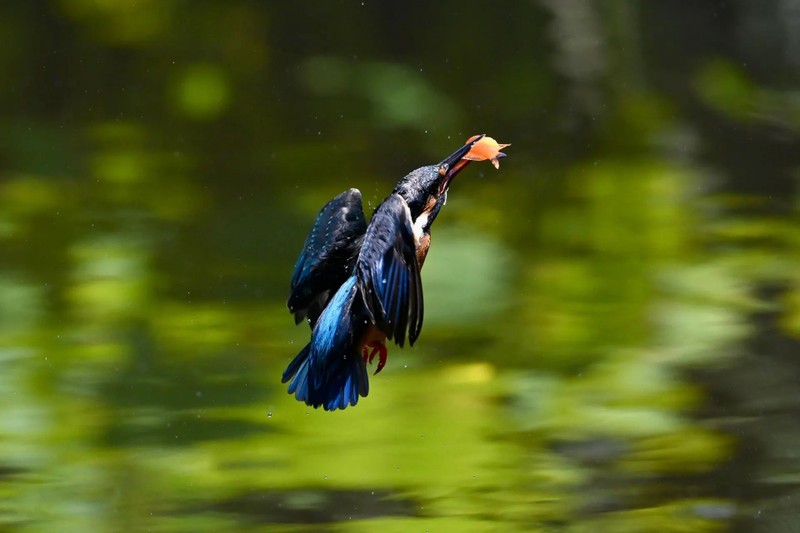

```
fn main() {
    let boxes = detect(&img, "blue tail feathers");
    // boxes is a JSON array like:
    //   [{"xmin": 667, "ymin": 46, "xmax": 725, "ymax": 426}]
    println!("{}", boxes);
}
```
[{"xmin": 282, "ymin": 275, "xmax": 369, "ymax": 410}]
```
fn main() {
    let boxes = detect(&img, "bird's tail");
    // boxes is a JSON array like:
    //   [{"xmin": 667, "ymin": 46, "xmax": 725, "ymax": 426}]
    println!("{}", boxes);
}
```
[{"xmin": 282, "ymin": 276, "xmax": 369, "ymax": 410}]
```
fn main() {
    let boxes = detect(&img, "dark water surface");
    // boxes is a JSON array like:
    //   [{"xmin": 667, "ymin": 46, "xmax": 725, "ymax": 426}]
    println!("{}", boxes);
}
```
[{"xmin": 1, "ymin": 2, "xmax": 799, "ymax": 532}]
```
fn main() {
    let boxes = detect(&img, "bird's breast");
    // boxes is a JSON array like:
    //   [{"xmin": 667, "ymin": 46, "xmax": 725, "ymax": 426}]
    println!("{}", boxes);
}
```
[{"xmin": 416, "ymin": 233, "xmax": 431, "ymax": 268}]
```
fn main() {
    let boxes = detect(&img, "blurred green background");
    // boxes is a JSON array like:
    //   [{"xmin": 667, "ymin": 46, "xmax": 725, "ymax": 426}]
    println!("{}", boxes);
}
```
[{"xmin": 1, "ymin": 1, "xmax": 799, "ymax": 532}]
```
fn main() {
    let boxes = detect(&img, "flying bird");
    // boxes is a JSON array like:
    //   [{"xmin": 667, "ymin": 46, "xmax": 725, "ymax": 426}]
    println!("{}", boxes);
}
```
[{"xmin": 283, "ymin": 134, "xmax": 510, "ymax": 410}]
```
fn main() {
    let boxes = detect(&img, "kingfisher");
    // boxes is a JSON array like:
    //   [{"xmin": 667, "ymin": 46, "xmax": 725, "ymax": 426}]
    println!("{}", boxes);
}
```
[{"xmin": 282, "ymin": 135, "xmax": 509, "ymax": 410}]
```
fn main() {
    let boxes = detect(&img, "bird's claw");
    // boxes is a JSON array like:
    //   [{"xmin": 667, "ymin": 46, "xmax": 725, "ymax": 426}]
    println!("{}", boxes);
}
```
[{"xmin": 362, "ymin": 341, "xmax": 388, "ymax": 375}]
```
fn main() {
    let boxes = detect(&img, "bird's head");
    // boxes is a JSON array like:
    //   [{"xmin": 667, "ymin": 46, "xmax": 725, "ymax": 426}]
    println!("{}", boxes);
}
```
[{"xmin": 392, "ymin": 134, "xmax": 485, "ymax": 232}]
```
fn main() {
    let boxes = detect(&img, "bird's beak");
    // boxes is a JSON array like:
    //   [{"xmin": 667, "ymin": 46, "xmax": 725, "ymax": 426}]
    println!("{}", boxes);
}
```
[{"xmin": 437, "ymin": 134, "xmax": 486, "ymax": 193}]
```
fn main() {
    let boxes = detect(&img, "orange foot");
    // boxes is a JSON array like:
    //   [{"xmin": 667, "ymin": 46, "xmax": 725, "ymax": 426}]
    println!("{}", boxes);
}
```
[{"xmin": 361, "ymin": 341, "xmax": 388, "ymax": 375}]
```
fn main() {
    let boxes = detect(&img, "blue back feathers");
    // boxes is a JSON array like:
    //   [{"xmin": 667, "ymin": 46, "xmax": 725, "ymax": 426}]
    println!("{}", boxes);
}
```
[{"xmin": 282, "ymin": 275, "xmax": 369, "ymax": 410}]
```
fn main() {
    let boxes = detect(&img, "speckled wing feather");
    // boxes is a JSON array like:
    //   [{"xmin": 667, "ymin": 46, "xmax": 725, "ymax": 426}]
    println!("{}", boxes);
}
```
[{"xmin": 288, "ymin": 188, "xmax": 367, "ymax": 327}]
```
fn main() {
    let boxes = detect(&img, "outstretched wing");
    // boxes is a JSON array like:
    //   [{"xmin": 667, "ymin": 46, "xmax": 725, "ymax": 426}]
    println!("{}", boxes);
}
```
[
  {"xmin": 288, "ymin": 188, "xmax": 368, "ymax": 327},
  {"xmin": 356, "ymin": 194, "xmax": 423, "ymax": 347}
]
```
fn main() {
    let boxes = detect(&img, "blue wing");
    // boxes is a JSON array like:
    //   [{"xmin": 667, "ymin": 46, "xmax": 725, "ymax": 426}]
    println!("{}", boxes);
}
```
[
  {"xmin": 282, "ymin": 275, "xmax": 369, "ymax": 410},
  {"xmin": 356, "ymin": 194, "xmax": 423, "ymax": 347},
  {"xmin": 288, "ymin": 188, "xmax": 367, "ymax": 327}
]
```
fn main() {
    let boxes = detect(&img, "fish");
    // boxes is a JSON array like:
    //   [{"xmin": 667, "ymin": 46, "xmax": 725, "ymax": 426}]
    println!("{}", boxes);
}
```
[{"xmin": 462, "ymin": 135, "xmax": 511, "ymax": 169}]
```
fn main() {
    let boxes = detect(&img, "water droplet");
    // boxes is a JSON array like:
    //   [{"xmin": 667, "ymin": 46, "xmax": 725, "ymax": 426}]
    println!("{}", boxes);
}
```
[{"xmin": 267, "ymin": 412, "xmax": 273, "ymax": 418}]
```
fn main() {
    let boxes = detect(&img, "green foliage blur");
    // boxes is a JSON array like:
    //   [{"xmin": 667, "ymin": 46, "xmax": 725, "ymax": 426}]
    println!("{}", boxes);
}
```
[{"xmin": 0, "ymin": 1, "xmax": 799, "ymax": 532}]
